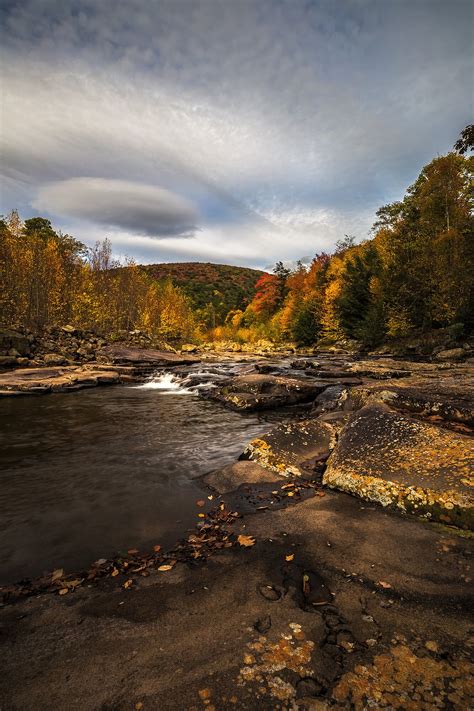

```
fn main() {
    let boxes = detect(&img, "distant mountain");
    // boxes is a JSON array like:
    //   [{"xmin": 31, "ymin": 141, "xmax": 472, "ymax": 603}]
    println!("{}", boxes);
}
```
[{"xmin": 141, "ymin": 262, "xmax": 266, "ymax": 323}]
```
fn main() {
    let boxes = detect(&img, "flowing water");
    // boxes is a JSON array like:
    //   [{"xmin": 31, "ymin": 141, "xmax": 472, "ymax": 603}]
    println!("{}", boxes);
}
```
[{"xmin": 0, "ymin": 366, "xmax": 278, "ymax": 584}]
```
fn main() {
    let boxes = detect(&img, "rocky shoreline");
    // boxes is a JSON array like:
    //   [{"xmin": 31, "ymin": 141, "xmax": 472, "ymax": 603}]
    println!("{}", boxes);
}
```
[{"xmin": 1, "ymin": 339, "xmax": 473, "ymax": 709}]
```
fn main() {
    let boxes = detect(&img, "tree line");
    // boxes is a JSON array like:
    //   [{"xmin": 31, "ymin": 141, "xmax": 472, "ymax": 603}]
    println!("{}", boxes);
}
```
[
  {"xmin": 0, "ymin": 215, "xmax": 197, "ymax": 340},
  {"xmin": 1, "ymin": 129, "xmax": 472, "ymax": 348},
  {"xmin": 223, "ymin": 147, "xmax": 473, "ymax": 347}
]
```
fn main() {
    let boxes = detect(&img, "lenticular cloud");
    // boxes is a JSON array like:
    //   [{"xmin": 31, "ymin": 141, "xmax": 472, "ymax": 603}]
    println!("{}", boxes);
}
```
[{"xmin": 34, "ymin": 178, "xmax": 199, "ymax": 237}]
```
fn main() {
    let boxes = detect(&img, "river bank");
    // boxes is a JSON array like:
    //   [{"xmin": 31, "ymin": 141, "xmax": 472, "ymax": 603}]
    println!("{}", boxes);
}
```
[{"xmin": 1, "ymin": 347, "xmax": 473, "ymax": 709}]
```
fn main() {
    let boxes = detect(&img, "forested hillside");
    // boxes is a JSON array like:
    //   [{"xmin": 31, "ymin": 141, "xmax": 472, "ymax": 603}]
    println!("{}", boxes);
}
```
[{"xmin": 141, "ymin": 262, "xmax": 265, "ymax": 326}]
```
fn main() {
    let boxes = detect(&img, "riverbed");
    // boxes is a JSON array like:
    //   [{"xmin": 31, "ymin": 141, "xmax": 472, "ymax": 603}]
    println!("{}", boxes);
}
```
[{"xmin": 0, "ymin": 369, "xmax": 275, "ymax": 583}]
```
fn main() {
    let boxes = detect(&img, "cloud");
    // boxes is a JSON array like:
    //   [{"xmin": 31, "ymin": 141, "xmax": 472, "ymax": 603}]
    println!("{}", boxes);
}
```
[
  {"xmin": 1, "ymin": 0, "xmax": 472, "ymax": 266},
  {"xmin": 33, "ymin": 178, "xmax": 199, "ymax": 237}
]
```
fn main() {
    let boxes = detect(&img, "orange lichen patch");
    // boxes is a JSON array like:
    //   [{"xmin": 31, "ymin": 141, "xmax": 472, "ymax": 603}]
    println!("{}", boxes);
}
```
[
  {"xmin": 238, "ymin": 626, "xmax": 315, "ymax": 704},
  {"xmin": 324, "ymin": 406, "xmax": 474, "ymax": 529},
  {"xmin": 243, "ymin": 420, "xmax": 336, "ymax": 477},
  {"xmin": 331, "ymin": 644, "xmax": 474, "ymax": 710}
]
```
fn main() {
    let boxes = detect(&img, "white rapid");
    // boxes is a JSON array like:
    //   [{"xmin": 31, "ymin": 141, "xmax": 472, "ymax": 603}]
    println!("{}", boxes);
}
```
[{"xmin": 135, "ymin": 372, "xmax": 194, "ymax": 394}]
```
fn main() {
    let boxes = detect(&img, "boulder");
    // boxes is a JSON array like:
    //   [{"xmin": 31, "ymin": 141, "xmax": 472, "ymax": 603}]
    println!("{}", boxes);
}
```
[
  {"xmin": 0, "ymin": 329, "xmax": 30, "ymax": 356},
  {"xmin": 43, "ymin": 353, "xmax": 67, "ymax": 366},
  {"xmin": 323, "ymin": 404, "xmax": 474, "ymax": 529},
  {"xmin": 241, "ymin": 419, "xmax": 337, "ymax": 477},
  {"xmin": 202, "ymin": 461, "xmax": 280, "ymax": 494},
  {"xmin": 180, "ymin": 343, "xmax": 199, "ymax": 353},
  {"xmin": 97, "ymin": 343, "xmax": 200, "ymax": 366},
  {"xmin": 0, "ymin": 355, "xmax": 18, "ymax": 368},
  {"xmin": 348, "ymin": 379, "xmax": 474, "ymax": 425},
  {"xmin": 206, "ymin": 374, "xmax": 329, "ymax": 412},
  {"xmin": 60, "ymin": 325, "xmax": 80, "ymax": 335},
  {"xmin": 434, "ymin": 348, "xmax": 466, "ymax": 362}
]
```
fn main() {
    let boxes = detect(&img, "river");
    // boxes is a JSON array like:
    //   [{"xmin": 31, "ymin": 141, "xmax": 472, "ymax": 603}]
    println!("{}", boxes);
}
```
[{"xmin": 0, "ymin": 367, "xmax": 277, "ymax": 584}]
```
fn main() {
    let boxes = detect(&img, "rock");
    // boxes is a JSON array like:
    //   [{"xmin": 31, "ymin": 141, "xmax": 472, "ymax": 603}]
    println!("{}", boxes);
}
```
[
  {"xmin": 98, "ymin": 343, "xmax": 200, "ymax": 366},
  {"xmin": 0, "ymin": 366, "xmax": 120, "ymax": 396},
  {"xmin": 0, "ymin": 329, "xmax": 30, "ymax": 356},
  {"xmin": 291, "ymin": 359, "xmax": 321, "ymax": 370},
  {"xmin": 296, "ymin": 678, "xmax": 323, "ymax": 698},
  {"xmin": 181, "ymin": 344, "xmax": 199, "ymax": 353},
  {"xmin": 0, "ymin": 356, "xmax": 18, "ymax": 367},
  {"xmin": 311, "ymin": 385, "xmax": 347, "ymax": 414},
  {"xmin": 43, "ymin": 353, "xmax": 67, "ymax": 366},
  {"xmin": 60, "ymin": 325, "xmax": 80, "ymax": 335},
  {"xmin": 242, "ymin": 419, "xmax": 337, "ymax": 477},
  {"xmin": 434, "ymin": 348, "xmax": 466, "ymax": 362},
  {"xmin": 348, "ymin": 377, "xmax": 474, "ymax": 425},
  {"xmin": 323, "ymin": 404, "xmax": 474, "ymax": 529},
  {"xmin": 347, "ymin": 361, "xmax": 411, "ymax": 379},
  {"xmin": 202, "ymin": 461, "xmax": 280, "ymax": 494},
  {"xmin": 207, "ymin": 374, "xmax": 328, "ymax": 412}
]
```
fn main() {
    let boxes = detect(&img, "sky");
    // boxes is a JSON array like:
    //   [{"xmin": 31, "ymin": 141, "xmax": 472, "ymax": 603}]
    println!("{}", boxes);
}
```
[{"xmin": 0, "ymin": 0, "xmax": 472, "ymax": 269}]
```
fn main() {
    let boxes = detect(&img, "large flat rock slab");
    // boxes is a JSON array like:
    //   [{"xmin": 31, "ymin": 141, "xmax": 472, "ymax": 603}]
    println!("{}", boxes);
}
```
[
  {"xmin": 242, "ymin": 419, "xmax": 337, "ymax": 476},
  {"xmin": 1, "ymin": 491, "xmax": 472, "ymax": 710},
  {"xmin": 0, "ymin": 365, "xmax": 120, "ymax": 395},
  {"xmin": 97, "ymin": 343, "xmax": 200, "ymax": 366},
  {"xmin": 207, "ymin": 373, "xmax": 328, "ymax": 411},
  {"xmin": 349, "ymin": 376, "xmax": 474, "ymax": 425},
  {"xmin": 324, "ymin": 404, "xmax": 474, "ymax": 528}
]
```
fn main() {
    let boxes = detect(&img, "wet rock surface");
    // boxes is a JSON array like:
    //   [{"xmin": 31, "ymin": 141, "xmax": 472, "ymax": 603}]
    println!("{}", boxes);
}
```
[
  {"xmin": 202, "ymin": 461, "xmax": 281, "ymax": 494},
  {"xmin": 206, "ymin": 373, "xmax": 329, "ymax": 411},
  {"xmin": 0, "ymin": 365, "xmax": 121, "ymax": 395},
  {"xmin": 0, "ymin": 492, "xmax": 472, "ymax": 710}
]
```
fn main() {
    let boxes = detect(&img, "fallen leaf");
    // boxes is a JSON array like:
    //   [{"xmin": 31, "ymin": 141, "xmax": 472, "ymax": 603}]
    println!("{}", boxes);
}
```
[
  {"xmin": 285, "ymin": 554, "xmax": 295, "ymax": 562},
  {"xmin": 58, "ymin": 588, "xmax": 69, "ymax": 596},
  {"xmin": 158, "ymin": 560, "xmax": 176, "ymax": 571},
  {"xmin": 111, "ymin": 568, "xmax": 119, "ymax": 577},
  {"xmin": 302, "ymin": 573, "xmax": 310, "ymax": 595},
  {"xmin": 378, "ymin": 580, "xmax": 392, "ymax": 589},
  {"xmin": 317, "ymin": 491, "xmax": 326, "ymax": 498},
  {"xmin": 425, "ymin": 640, "xmax": 439, "ymax": 653},
  {"xmin": 196, "ymin": 499, "xmax": 205, "ymax": 507},
  {"xmin": 66, "ymin": 579, "xmax": 82, "ymax": 589},
  {"xmin": 198, "ymin": 689, "xmax": 211, "ymax": 700},
  {"xmin": 153, "ymin": 544, "xmax": 161, "ymax": 553},
  {"xmin": 237, "ymin": 534, "xmax": 256, "ymax": 547},
  {"xmin": 93, "ymin": 558, "xmax": 107, "ymax": 567},
  {"xmin": 127, "ymin": 548, "xmax": 139, "ymax": 555},
  {"xmin": 198, "ymin": 513, "xmax": 205, "ymax": 518},
  {"xmin": 52, "ymin": 568, "xmax": 64, "ymax": 582},
  {"xmin": 286, "ymin": 491, "xmax": 295, "ymax": 497},
  {"xmin": 135, "ymin": 703, "xmax": 143, "ymax": 710},
  {"xmin": 123, "ymin": 579, "xmax": 133, "ymax": 589}
]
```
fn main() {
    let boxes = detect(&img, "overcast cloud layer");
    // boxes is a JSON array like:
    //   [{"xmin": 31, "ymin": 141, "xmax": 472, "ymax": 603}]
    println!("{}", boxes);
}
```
[{"xmin": 0, "ymin": 0, "xmax": 472, "ymax": 268}]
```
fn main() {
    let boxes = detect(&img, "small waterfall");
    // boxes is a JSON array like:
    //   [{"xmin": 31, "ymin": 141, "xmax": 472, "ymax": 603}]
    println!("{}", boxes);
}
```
[{"xmin": 135, "ymin": 372, "xmax": 194, "ymax": 394}]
